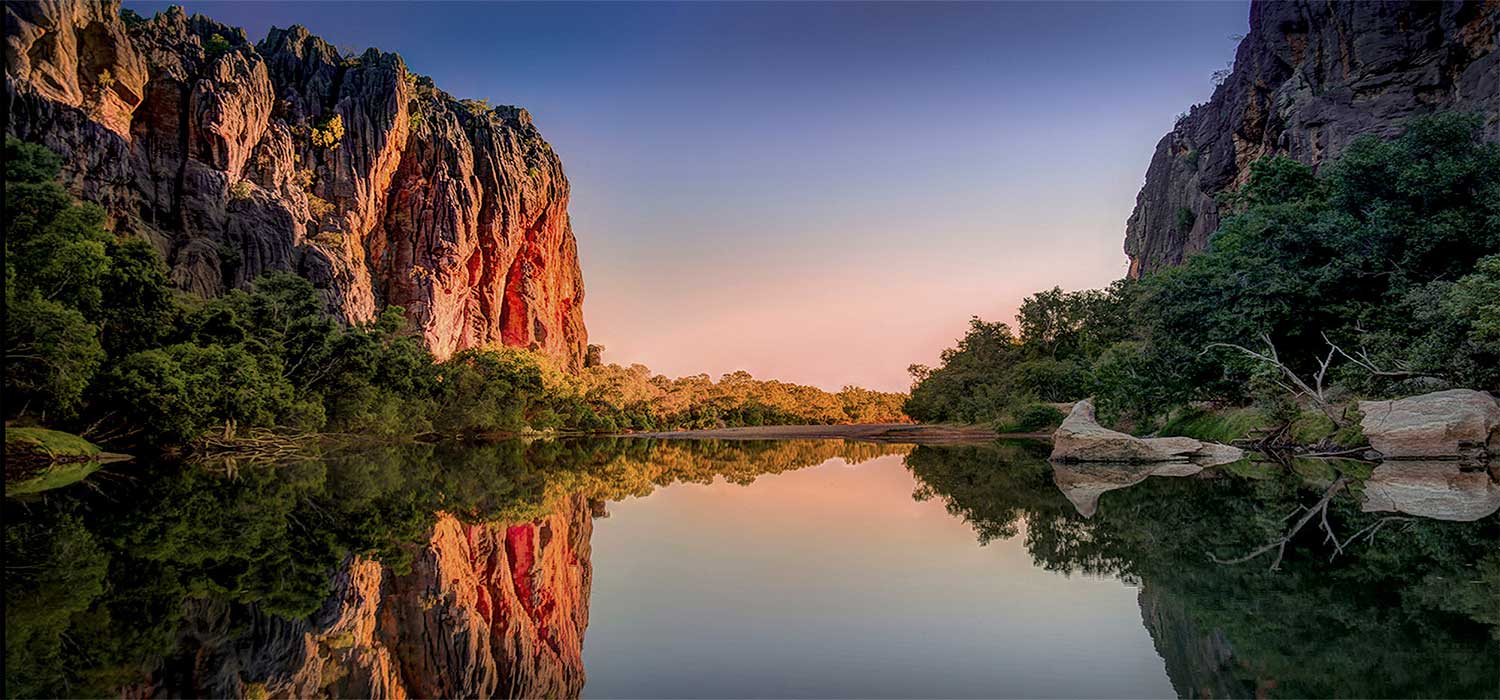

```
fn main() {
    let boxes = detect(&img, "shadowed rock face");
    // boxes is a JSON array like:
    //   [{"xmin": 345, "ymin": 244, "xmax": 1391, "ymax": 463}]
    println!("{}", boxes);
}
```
[
  {"xmin": 153, "ymin": 494, "xmax": 595, "ymax": 699},
  {"xmin": 4, "ymin": 0, "xmax": 587, "ymax": 368},
  {"xmin": 1124, "ymin": 0, "xmax": 1499, "ymax": 277}
]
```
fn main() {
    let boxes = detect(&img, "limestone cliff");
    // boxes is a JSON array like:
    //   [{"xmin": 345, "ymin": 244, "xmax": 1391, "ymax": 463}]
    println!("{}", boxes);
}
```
[
  {"xmin": 5, "ymin": 0, "xmax": 587, "ymax": 367},
  {"xmin": 149, "ymin": 494, "xmax": 595, "ymax": 699},
  {"xmin": 1124, "ymin": 0, "xmax": 1499, "ymax": 277}
]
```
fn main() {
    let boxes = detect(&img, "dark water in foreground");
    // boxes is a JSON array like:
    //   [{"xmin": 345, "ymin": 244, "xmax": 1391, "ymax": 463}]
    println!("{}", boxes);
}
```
[{"xmin": 5, "ymin": 439, "xmax": 1498, "ymax": 699}]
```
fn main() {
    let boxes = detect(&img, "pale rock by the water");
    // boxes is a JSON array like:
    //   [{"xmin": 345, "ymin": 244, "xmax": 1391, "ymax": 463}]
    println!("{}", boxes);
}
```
[
  {"xmin": 1358, "ymin": 389, "xmax": 1500, "ymax": 461},
  {"xmin": 1050, "ymin": 399, "xmax": 1244, "ymax": 465},
  {"xmin": 1360, "ymin": 461, "xmax": 1500, "ymax": 522}
]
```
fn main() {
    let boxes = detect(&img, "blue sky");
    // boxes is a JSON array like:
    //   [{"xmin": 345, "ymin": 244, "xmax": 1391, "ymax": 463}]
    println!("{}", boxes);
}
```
[{"xmin": 128, "ymin": 1, "xmax": 1249, "ymax": 391}]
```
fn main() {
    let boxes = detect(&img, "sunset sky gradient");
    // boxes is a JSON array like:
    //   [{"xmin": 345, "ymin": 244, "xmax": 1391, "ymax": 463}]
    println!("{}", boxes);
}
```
[{"xmin": 131, "ymin": 1, "xmax": 1250, "ymax": 392}]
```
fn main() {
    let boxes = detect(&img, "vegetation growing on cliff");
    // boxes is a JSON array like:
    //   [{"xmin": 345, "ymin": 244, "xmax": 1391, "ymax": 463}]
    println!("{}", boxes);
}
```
[
  {"xmin": 3, "ymin": 138, "xmax": 905, "ymax": 452},
  {"xmin": 907, "ymin": 113, "xmax": 1500, "ymax": 433}
]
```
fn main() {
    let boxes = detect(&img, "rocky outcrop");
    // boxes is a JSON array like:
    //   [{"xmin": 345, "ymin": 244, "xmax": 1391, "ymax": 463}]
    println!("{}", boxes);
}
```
[
  {"xmin": 1360, "ymin": 461, "xmax": 1500, "ymax": 522},
  {"xmin": 1358, "ymin": 389, "xmax": 1500, "ymax": 461},
  {"xmin": 1050, "ymin": 399, "xmax": 1245, "ymax": 464},
  {"xmin": 5, "ymin": 0, "xmax": 587, "ymax": 367},
  {"xmin": 156, "ymin": 495, "xmax": 595, "ymax": 699},
  {"xmin": 1124, "ymin": 1, "xmax": 1499, "ymax": 277}
]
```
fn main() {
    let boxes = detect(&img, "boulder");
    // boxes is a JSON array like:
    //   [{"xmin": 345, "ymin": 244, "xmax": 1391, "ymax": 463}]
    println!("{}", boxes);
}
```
[
  {"xmin": 1358, "ymin": 389, "xmax": 1500, "ymax": 460},
  {"xmin": 1050, "ymin": 399, "xmax": 1244, "ymax": 464}
]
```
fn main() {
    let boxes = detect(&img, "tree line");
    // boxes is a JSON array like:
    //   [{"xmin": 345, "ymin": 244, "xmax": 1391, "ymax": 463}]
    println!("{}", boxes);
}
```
[
  {"xmin": 3, "ymin": 137, "xmax": 907, "ymax": 451},
  {"xmin": 906, "ymin": 113, "xmax": 1499, "ymax": 437}
]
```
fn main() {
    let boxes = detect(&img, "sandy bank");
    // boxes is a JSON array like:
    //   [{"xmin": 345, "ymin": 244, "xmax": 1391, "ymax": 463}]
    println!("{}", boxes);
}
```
[{"xmin": 623, "ymin": 423, "xmax": 1042, "ymax": 444}]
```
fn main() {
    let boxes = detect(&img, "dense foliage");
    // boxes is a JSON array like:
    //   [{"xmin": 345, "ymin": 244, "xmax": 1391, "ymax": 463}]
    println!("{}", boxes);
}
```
[
  {"xmin": 575, "ymin": 363, "xmax": 908, "ymax": 431},
  {"xmin": 907, "ymin": 114, "xmax": 1500, "ymax": 429},
  {"xmin": 3, "ymin": 137, "xmax": 905, "ymax": 450}
]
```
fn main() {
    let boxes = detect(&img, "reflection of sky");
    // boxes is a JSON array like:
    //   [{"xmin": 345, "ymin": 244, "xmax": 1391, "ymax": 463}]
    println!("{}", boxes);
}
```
[
  {"xmin": 583, "ymin": 455, "xmax": 1173, "ymax": 698},
  {"xmin": 128, "ymin": 1, "xmax": 1250, "ymax": 391}
]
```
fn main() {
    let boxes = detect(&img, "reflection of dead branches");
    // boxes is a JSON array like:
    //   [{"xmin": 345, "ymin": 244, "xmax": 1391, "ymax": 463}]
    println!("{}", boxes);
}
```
[{"xmin": 1209, "ymin": 477, "xmax": 1348, "ymax": 571}]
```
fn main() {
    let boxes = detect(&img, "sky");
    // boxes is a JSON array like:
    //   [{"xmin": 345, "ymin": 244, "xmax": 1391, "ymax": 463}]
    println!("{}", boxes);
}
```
[{"xmin": 129, "ymin": 1, "xmax": 1250, "ymax": 392}]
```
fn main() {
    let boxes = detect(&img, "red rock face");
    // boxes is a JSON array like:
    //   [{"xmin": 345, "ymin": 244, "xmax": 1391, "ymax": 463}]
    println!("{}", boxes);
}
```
[
  {"xmin": 4, "ymin": 0, "xmax": 587, "ymax": 368},
  {"xmin": 156, "ymin": 494, "xmax": 595, "ymax": 699},
  {"xmin": 1124, "ymin": 1, "xmax": 1498, "ymax": 278}
]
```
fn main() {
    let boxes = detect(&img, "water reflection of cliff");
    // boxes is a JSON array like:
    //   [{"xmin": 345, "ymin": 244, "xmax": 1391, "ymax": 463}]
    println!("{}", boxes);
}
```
[
  {"xmin": 906, "ymin": 443, "xmax": 1500, "ymax": 699},
  {"xmin": 7, "ymin": 438, "xmax": 908, "ymax": 699}
]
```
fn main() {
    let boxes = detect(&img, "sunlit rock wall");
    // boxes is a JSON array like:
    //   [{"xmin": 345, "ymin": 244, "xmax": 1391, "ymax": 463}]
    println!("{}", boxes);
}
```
[{"xmin": 5, "ymin": 0, "xmax": 587, "ymax": 367}]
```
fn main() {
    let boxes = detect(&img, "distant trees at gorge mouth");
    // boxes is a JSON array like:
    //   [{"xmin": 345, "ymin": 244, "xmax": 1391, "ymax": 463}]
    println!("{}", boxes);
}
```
[
  {"xmin": 907, "ymin": 113, "xmax": 1499, "ymax": 437},
  {"xmin": 3, "ymin": 137, "xmax": 907, "ymax": 451}
]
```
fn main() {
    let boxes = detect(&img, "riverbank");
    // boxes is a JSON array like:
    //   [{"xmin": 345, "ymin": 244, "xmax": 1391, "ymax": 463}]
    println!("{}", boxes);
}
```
[{"xmin": 625, "ymin": 423, "xmax": 1041, "ymax": 444}]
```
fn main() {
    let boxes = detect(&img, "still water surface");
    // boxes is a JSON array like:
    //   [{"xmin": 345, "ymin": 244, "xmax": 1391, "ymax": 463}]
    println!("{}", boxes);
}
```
[
  {"xmin": 5, "ymin": 438, "xmax": 1497, "ymax": 698},
  {"xmin": 586, "ymin": 453, "xmax": 1172, "ymax": 698}
]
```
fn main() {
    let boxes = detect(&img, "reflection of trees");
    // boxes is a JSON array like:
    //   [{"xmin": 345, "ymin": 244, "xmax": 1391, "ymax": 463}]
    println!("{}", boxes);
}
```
[
  {"xmin": 905, "ymin": 444, "xmax": 1500, "ymax": 698},
  {"xmin": 4, "ymin": 438, "xmax": 908, "ymax": 697},
  {"xmin": 905, "ymin": 441, "xmax": 1064, "ymax": 543}
]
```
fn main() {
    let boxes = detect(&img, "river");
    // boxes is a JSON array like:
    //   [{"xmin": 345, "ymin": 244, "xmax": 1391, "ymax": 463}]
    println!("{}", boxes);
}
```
[{"xmin": 5, "ymin": 438, "xmax": 1497, "ymax": 698}]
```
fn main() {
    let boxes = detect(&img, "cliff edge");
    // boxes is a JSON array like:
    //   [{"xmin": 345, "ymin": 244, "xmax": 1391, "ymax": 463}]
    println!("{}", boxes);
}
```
[
  {"xmin": 1124, "ymin": 0, "xmax": 1498, "ymax": 277},
  {"xmin": 5, "ymin": 0, "xmax": 587, "ymax": 367}
]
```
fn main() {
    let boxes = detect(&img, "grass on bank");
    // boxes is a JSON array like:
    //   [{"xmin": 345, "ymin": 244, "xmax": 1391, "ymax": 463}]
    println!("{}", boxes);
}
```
[{"xmin": 5, "ymin": 427, "xmax": 129, "ymax": 497}]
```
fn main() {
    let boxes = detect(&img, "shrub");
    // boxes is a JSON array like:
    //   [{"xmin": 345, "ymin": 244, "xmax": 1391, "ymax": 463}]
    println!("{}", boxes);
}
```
[
  {"xmin": 1181, "ymin": 148, "xmax": 1199, "ymax": 167},
  {"xmin": 310, "ymin": 114, "xmax": 344, "ymax": 150},
  {"xmin": 120, "ymin": 7, "xmax": 146, "ymax": 29},
  {"xmin": 305, "ymin": 194, "xmax": 335, "ymax": 220},
  {"xmin": 461, "ymin": 98, "xmax": 491, "ymax": 116},
  {"xmin": 204, "ymin": 33, "xmax": 231, "ymax": 57},
  {"xmin": 97, "ymin": 69, "xmax": 116, "ymax": 91},
  {"xmin": 1174, "ymin": 206, "xmax": 1195, "ymax": 233},
  {"xmin": 229, "ymin": 180, "xmax": 253, "ymax": 200}
]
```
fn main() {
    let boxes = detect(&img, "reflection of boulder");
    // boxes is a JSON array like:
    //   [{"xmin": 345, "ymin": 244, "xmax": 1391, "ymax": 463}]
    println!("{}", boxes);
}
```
[
  {"xmin": 1050, "ymin": 462, "xmax": 1204, "ymax": 518},
  {"xmin": 1359, "ymin": 389, "xmax": 1500, "ymax": 461},
  {"xmin": 1050, "ymin": 400, "xmax": 1243, "ymax": 465},
  {"xmin": 1360, "ymin": 462, "xmax": 1500, "ymax": 522}
]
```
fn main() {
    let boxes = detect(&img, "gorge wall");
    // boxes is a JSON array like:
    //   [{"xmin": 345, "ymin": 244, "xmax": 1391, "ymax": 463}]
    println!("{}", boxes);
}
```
[
  {"xmin": 5, "ymin": 0, "xmax": 587, "ymax": 367},
  {"xmin": 152, "ymin": 494, "xmax": 595, "ymax": 699},
  {"xmin": 1125, "ymin": 0, "xmax": 1499, "ymax": 277}
]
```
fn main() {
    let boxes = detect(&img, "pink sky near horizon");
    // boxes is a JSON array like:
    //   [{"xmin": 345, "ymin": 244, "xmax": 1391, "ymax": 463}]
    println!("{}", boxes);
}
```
[{"xmin": 579, "ymin": 206, "xmax": 1135, "ymax": 393}]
